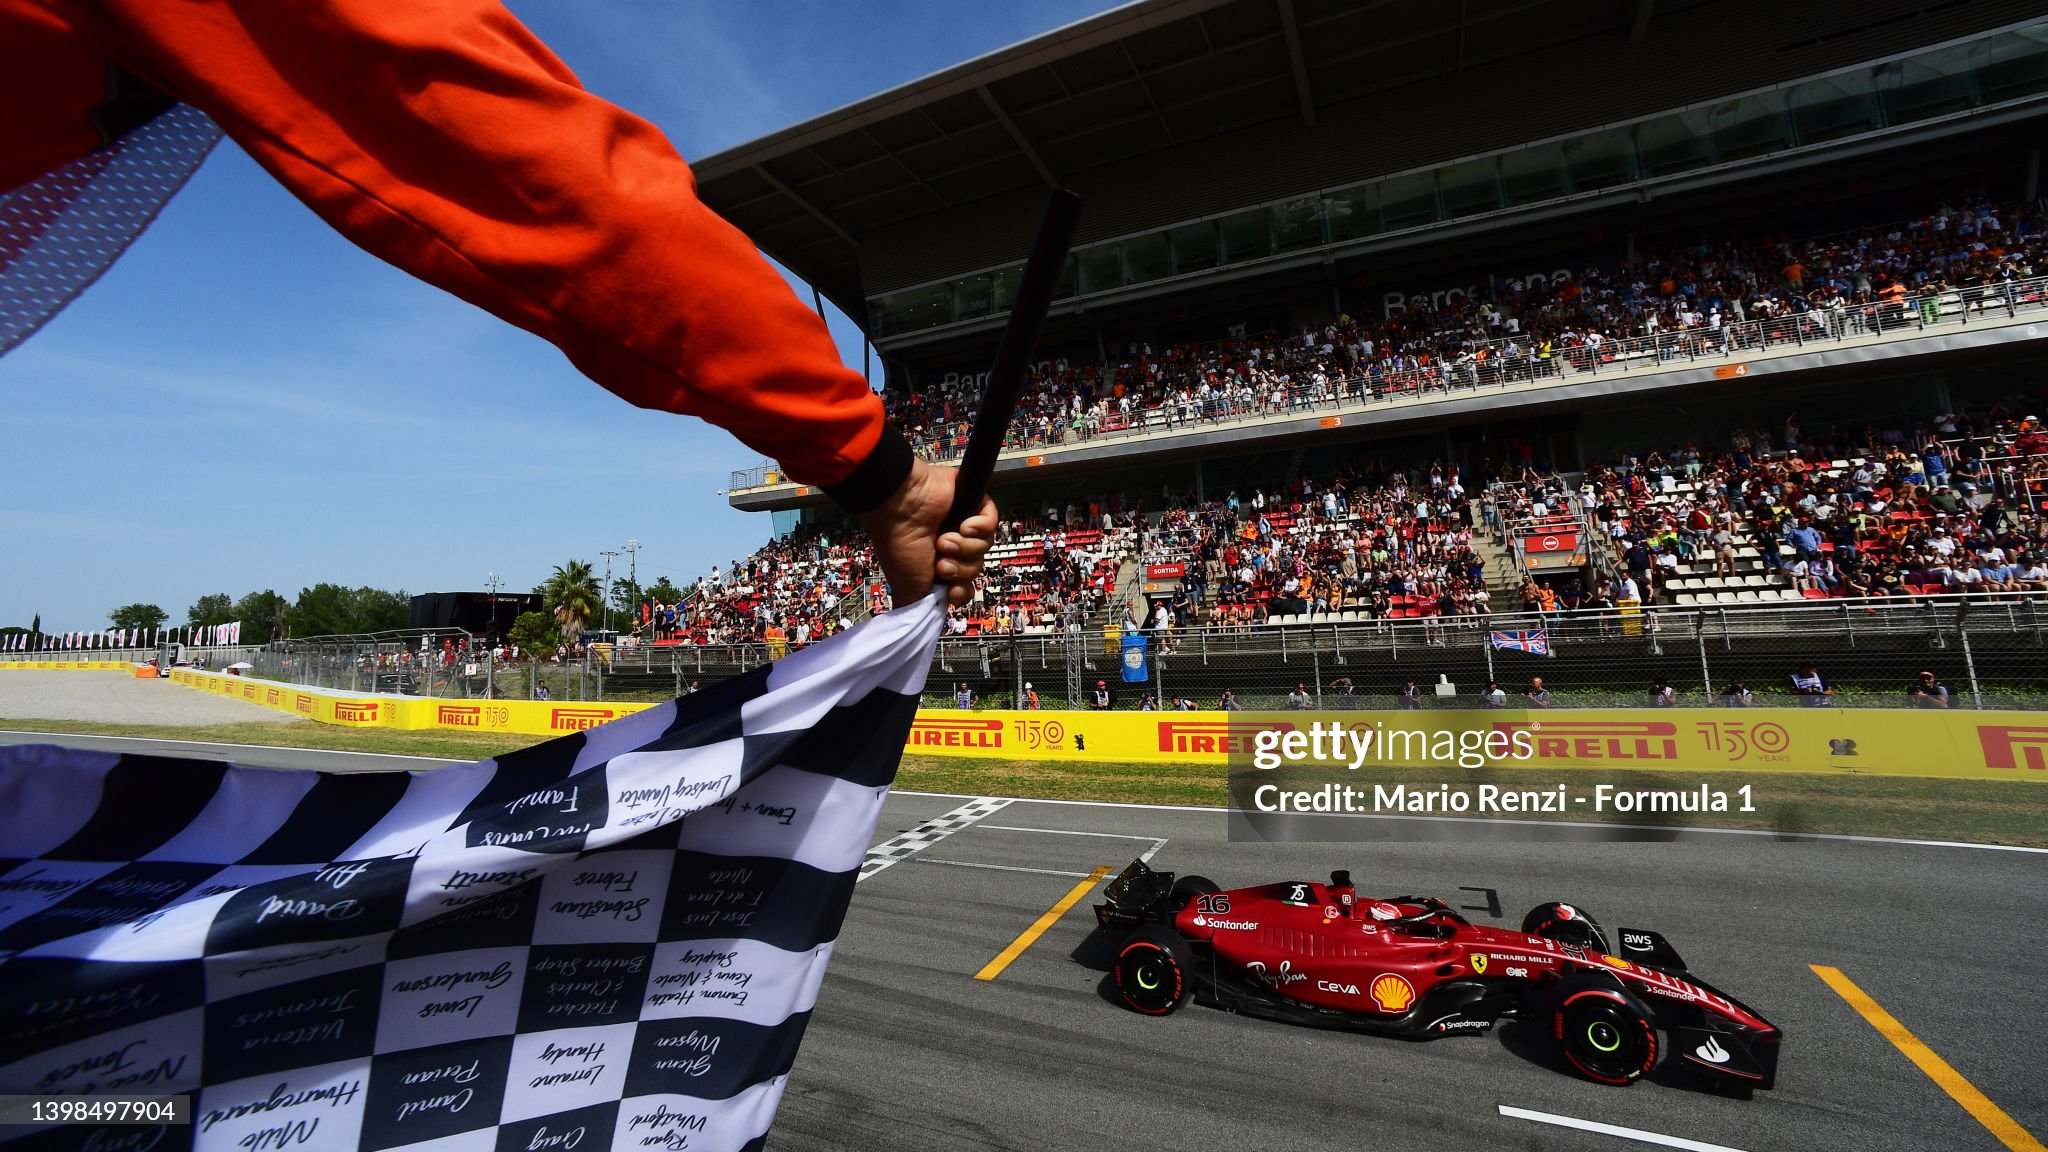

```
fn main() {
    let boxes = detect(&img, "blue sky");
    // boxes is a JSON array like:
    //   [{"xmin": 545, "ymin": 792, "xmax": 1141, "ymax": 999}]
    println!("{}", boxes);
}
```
[{"xmin": 1, "ymin": 0, "xmax": 1110, "ymax": 633}]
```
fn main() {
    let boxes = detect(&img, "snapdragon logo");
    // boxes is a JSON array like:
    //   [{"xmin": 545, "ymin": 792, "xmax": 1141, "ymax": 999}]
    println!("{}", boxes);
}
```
[{"xmin": 1252, "ymin": 722, "xmax": 1536, "ymax": 770}]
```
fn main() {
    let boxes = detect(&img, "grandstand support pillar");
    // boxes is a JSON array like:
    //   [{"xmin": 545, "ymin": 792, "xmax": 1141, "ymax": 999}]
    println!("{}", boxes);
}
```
[
  {"xmin": 2027, "ymin": 147, "xmax": 2041, "ymax": 203},
  {"xmin": 1695, "ymin": 619, "xmax": 1713, "ymax": 705}
]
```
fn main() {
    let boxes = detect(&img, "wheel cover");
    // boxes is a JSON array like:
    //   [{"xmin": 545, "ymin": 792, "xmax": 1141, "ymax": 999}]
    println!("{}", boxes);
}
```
[
  {"xmin": 1561, "ymin": 992, "xmax": 1652, "ymax": 1082},
  {"xmin": 1117, "ymin": 943, "xmax": 1182, "ymax": 1013}
]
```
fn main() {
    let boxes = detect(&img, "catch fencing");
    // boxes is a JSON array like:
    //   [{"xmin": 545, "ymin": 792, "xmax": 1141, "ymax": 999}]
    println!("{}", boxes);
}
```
[
  {"xmin": 257, "ymin": 594, "xmax": 2048, "ymax": 713},
  {"xmin": 920, "ymin": 595, "xmax": 2048, "ymax": 712}
]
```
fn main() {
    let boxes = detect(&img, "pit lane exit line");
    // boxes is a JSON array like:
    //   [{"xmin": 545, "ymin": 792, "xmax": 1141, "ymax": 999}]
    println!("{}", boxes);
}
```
[
  {"xmin": 1497, "ymin": 1105, "xmax": 1749, "ymax": 1151},
  {"xmin": 974, "ymin": 865, "xmax": 1114, "ymax": 982},
  {"xmin": 1812, "ymin": 965, "xmax": 2047, "ymax": 1152}
]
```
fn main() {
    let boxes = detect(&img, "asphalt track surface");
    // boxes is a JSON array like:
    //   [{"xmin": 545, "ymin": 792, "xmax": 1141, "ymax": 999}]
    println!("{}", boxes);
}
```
[{"xmin": 3, "ymin": 730, "xmax": 2043, "ymax": 1152}]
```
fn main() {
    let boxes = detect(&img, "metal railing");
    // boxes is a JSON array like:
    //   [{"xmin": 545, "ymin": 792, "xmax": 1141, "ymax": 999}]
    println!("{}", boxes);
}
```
[
  {"xmin": 258, "ymin": 627, "xmax": 488, "ymax": 699},
  {"xmin": 917, "ymin": 594, "xmax": 2048, "ymax": 712},
  {"xmin": 237, "ymin": 592, "xmax": 2048, "ymax": 712}
]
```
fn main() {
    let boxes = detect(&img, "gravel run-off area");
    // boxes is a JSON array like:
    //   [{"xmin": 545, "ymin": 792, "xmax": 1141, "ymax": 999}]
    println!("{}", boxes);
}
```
[{"xmin": 0, "ymin": 670, "xmax": 301, "ymax": 726}]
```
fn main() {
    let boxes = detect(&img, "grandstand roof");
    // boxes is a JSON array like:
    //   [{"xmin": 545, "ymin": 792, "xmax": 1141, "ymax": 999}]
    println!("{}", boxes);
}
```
[{"xmin": 693, "ymin": 0, "xmax": 2041, "ymax": 324}]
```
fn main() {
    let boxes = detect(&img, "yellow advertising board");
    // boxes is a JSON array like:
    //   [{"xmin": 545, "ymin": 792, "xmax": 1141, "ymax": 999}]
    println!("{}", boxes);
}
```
[
  {"xmin": 166, "ymin": 668, "xmax": 658, "ymax": 736},
  {"xmin": 0, "ymin": 661, "xmax": 143, "ymax": 671},
  {"xmin": 903, "ymin": 708, "xmax": 2048, "ymax": 783},
  {"xmin": 149, "ymin": 668, "xmax": 2048, "ymax": 782}
]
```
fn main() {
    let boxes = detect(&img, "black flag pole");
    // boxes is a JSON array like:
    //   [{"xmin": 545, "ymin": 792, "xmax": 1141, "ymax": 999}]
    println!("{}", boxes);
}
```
[{"xmin": 940, "ymin": 187, "xmax": 1083, "ymax": 534}]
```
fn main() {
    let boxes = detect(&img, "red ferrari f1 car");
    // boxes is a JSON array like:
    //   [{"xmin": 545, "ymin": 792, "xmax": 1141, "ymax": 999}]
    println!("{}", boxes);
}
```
[{"xmin": 1093, "ymin": 860, "xmax": 1780, "ymax": 1089}]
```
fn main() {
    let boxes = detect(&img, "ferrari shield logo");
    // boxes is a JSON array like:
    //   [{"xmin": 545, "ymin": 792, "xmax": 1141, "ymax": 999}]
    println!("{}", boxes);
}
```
[{"xmin": 1470, "ymin": 954, "xmax": 1488, "ymax": 975}]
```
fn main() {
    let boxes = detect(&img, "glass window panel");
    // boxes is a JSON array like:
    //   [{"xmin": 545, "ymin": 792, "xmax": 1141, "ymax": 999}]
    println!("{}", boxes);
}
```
[
  {"xmin": 1788, "ymin": 72, "xmax": 1882, "ymax": 143},
  {"xmin": 868, "ymin": 281, "xmax": 953, "ymax": 337},
  {"xmin": 1500, "ymin": 140, "xmax": 1570, "ymax": 206},
  {"xmin": 952, "ymin": 273, "xmax": 994, "ymax": 322},
  {"xmin": 1054, "ymin": 255, "xmax": 1077, "ymax": 299},
  {"xmin": 1437, "ymin": 158, "xmax": 1502, "ymax": 218},
  {"xmin": 1169, "ymin": 221, "xmax": 1219, "ymax": 274},
  {"xmin": 1075, "ymin": 243, "xmax": 1124, "ymax": 294},
  {"xmin": 1635, "ymin": 109, "xmax": 1714, "ymax": 176},
  {"xmin": 1706, "ymin": 91, "xmax": 1792, "ymax": 161},
  {"xmin": 1376, "ymin": 171, "xmax": 1440, "ymax": 231},
  {"xmin": 988, "ymin": 263, "xmax": 1027, "ymax": 312},
  {"xmin": 1219, "ymin": 208, "xmax": 1273, "ymax": 263},
  {"xmin": 1272, "ymin": 197, "xmax": 1325, "ymax": 253},
  {"xmin": 1324, "ymin": 186, "xmax": 1381, "ymax": 242},
  {"xmin": 1879, "ymin": 43, "xmax": 1985, "ymax": 124},
  {"xmin": 1561, "ymin": 126, "xmax": 1636, "ymax": 192},
  {"xmin": 1122, "ymin": 232, "xmax": 1171, "ymax": 284},
  {"xmin": 1974, "ymin": 28, "xmax": 2048, "ymax": 105}
]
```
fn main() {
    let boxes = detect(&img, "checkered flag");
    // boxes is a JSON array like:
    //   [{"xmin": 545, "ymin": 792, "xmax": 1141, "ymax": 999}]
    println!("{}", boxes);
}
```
[{"xmin": 0, "ymin": 592, "xmax": 945, "ymax": 1151}]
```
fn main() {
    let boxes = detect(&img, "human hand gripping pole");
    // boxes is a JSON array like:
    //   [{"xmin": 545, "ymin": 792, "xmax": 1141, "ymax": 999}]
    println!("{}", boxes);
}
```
[{"xmin": 860, "ymin": 188, "xmax": 1083, "ymax": 607}]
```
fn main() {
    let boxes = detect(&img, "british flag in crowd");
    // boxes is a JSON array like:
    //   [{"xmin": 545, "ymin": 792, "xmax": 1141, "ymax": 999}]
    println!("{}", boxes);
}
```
[{"xmin": 1490, "ymin": 628, "xmax": 1552, "ymax": 656}]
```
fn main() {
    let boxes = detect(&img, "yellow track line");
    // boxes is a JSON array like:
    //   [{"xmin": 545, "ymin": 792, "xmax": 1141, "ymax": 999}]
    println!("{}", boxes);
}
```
[
  {"xmin": 975, "ymin": 865, "xmax": 1113, "ymax": 982},
  {"xmin": 1811, "ymin": 964, "xmax": 2046, "ymax": 1152}
]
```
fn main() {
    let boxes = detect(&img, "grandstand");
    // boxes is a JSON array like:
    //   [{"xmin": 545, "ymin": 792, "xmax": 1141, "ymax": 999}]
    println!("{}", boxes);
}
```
[{"xmin": 685, "ymin": 1, "xmax": 2048, "ymax": 639}]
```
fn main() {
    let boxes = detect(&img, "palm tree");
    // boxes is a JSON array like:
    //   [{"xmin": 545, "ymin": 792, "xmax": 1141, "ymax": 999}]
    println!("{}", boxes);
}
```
[{"xmin": 543, "ymin": 560, "xmax": 602, "ymax": 647}]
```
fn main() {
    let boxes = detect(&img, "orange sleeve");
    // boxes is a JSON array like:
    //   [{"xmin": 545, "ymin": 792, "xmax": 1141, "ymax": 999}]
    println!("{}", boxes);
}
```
[{"xmin": 71, "ymin": 0, "xmax": 908, "ymax": 503}]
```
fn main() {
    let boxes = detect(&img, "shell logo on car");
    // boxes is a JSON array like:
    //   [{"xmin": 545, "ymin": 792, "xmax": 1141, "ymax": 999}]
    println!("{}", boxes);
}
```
[
  {"xmin": 1602, "ymin": 954, "xmax": 1632, "ymax": 970},
  {"xmin": 1370, "ymin": 973, "xmax": 1415, "ymax": 1012}
]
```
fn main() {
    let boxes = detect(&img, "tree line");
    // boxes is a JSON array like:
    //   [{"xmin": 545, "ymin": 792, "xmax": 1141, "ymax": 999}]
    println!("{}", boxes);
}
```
[{"xmin": 6, "ymin": 560, "xmax": 696, "ymax": 652}]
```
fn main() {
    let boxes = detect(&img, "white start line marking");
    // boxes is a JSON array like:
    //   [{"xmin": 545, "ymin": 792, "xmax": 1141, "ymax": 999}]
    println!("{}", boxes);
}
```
[
  {"xmin": 857, "ymin": 796, "xmax": 1012, "ymax": 882},
  {"xmin": 1498, "ymin": 1105, "xmax": 1752, "ymax": 1152}
]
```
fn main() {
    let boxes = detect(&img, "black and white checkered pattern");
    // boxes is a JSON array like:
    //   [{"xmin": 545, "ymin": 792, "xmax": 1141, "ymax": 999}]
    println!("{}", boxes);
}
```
[
  {"xmin": 855, "ymin": 798, "xmax": 1012, "ymax": 881},
  {"xmin": 0, "ymin": 594, "xmax": 944, "ymax": 1151}
]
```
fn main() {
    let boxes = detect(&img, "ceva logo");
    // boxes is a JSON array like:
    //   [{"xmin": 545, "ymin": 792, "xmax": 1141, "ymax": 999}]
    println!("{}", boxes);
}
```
[
  {"xmin": 907, "ymin": 718, "xmax": 1003, "ymax": 748},
  {"xmin": 1978, "ymin": 726, "xmax": 2048, "ymax": 770},
  {"xmin": 549, "ymin": 707, "xmax": 615, "ymax": 731},
  {"xmin": 333, "ymin": 702, "xmax": 380, "ymax": 723}
]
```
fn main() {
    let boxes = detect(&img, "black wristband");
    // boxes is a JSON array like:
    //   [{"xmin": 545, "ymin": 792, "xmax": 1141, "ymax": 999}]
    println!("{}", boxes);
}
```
[{"xmin": 821, "ymin": 421, "xmax": 915, "ymax": 516}]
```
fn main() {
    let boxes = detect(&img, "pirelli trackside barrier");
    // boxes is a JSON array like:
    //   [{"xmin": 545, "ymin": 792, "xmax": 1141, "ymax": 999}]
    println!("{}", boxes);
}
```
[
  {"xmin": 903, "ymin": 709, "xmax": 2048, "ymax": 783},
  {"xmin": 160, "ymin": 668, "xmax": 2047, "ymax": 781},
  {"xmin": 0, "ymin": 661, "xmax": 145, "ymax": 671},
  {"xmin": 167, "ymin": 667, "xmax": 659, "ymax": 734}
]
